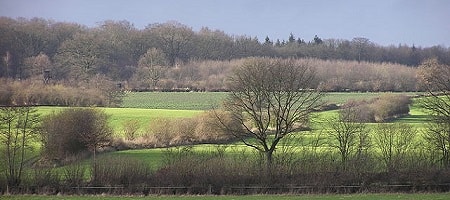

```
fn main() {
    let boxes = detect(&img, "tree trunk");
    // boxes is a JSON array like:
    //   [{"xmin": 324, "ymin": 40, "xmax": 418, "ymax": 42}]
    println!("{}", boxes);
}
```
[{"xmin": 265, "ymin": 151, "xmax": 273, "ymax": 176}]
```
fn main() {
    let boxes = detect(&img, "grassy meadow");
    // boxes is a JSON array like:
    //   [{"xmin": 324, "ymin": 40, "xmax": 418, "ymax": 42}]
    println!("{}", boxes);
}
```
[
  {"xmin": 24, "ymin": 91, "xmax": 440, "ymax": 196},
  {"xmin": 37, "ymin": 107, "xmax": 202, "ymax": 135},
  {"xmin": 35, "ymin": 92, "xmax": 429, "ymax": 167},
  {"xmin": 119, "ymin": 91, "xmax": 428, "ymax": 164},
  {"xmin": 39, "ymin": 92, "xmax": 423, "ymax": 133},
  {"xmin": 34, "ymin": 91, "xmax": 430, "ymax": 142}
]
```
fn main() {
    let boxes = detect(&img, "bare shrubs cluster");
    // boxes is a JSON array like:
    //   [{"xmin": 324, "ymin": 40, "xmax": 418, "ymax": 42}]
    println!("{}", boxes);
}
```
[
  {"xmin": 40, "ymin": 108, "xmax": 112, "ymax": 163},
  {"xmin": 0, "ymin": 79, "xmax": 120, "ymax": 107},
  {"xmin": 328, "ymin": 105, "xmax": 369, "ymax": 170},
  {"xmin": 341, "ymin": 94, "xmax": 411, "ymax": 122},
  {"xmin": 142, "ymin": 110, "xmax": 237, "ymax": 147},
  {"xmin": 122, "ymin": 119, "xmax": 140, "ymax": 140},
  {"xmin": 93, "ymin": 156, "xmax": 151, "ymax": 187},
  {"xmin": 127, "ymin": 58, "xmax": 420, "ymax": 93},
  {"xmin": 314, "ymin": 59, "xmax": 419, "ymax": 92},
  {"xmin": 372, "ymin": 123, "xmax": 418, "ymax": 173}
]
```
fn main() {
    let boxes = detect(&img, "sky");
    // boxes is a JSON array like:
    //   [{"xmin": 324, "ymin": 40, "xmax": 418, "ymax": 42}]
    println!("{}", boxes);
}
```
[{"xmin": 1, "ymin": 0, "xmax": 449, "ymax": 47}]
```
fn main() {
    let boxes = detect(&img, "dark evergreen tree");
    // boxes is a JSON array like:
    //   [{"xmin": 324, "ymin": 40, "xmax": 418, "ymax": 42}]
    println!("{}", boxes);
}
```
[
  {"xmin": 313, "ymin": 35, "xmax": 323, "ymax": 45},
  {"xmin": 264, "ymin": 36, "xmax": 273, "ymax": 46}
]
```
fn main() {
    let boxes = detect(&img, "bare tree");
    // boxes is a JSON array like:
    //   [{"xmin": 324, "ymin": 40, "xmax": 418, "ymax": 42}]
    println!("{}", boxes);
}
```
[
  {"xmin": 418, "ymin": 58, "xmax": 450, "ymax": 167},
  {"xmin": 373, "ymin": 123, "xmax": 417, "ymax": 173},
  {"xmin": 137, "ymin": 48, "xmax": 168, "ymax": 89},
  {"xmin": 75, "ymin": 109, "xmax": 112, "ymax": 183},
  {"xmin": 328, "ymin": 104, "xmax": 367, "ymax": 170},
  {"xmin": 147, "ymin": 21, "xmax": 194, "ymax": 66},
  {"xmin": 23, "ymin": 52, "xmax": 51, "ymax": 79},
  {"xmin": 0, "ymin": 106, "xmax": 40, "ymax": 191},
  {"xmin": 351, "ymin": 37, "xmax": 370, "ymax": 63},
  {"xmin": 221, "ymin": 57, "xmax": 322, "ymax": 170}
]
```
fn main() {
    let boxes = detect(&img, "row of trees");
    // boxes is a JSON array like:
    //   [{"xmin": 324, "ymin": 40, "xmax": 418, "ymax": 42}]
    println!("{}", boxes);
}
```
[
  {"xmin": 0, "ymin": 78, "xmax": 123, "ymax": 107},
  {"xmin": 1, "ymin": 17, "xmax": 449, "ymax": 85},
  {"xmin": 126, "ymin": 58, "xmax": 422, "ymax": 92},
  {"xmin": 1, "ymin": 57, "xmax": 421, "ymax": 108}
]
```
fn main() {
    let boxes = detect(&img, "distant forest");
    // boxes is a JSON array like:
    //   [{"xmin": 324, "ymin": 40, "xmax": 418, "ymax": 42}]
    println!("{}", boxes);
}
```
[{"xmin": 1, "ymin": 17, "xmax": 449, "ymax": 93}]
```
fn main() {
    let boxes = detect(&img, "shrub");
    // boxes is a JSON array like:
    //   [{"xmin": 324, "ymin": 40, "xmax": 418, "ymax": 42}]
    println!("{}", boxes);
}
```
[
  {"xmin": 371, "ymin": 94, "xmax": 411, "ymax": 122},
  {"xmin": 0, "ymin": 83, "xmax": 13, "ymax": 105},
  {"xmin": 40, "ymin": 108, "xmax": 112, "ymax": 161},
  {"xmin": 63, "ymin": 161, "xmax": 86, "ymax": 187},
  {"xmin": 341, "ymin": 94, "xmax": 411, "ymax": 122},
  {"xmin": 93, "ymin": 156, "xmax": 151, "ymax": 186},
  {"xmin": 147, "ymin": 118, "xmax": 177, "ymax": 146},
  {"xmin": 193, "ymin": 110, "xmax": 236, "ymax": 143},
  {"xmin": 0, "ymin": 79, "xmax": 122, "ymax": 107},
  {"xmin": 122, "ymin": 119, "xmax": 141, "ymax": 140},
  {"xmin": 32, "ymin": 168, "xmax": 60, "ymax": 192},
  {"xmin": 153, "ymin": 149, "xmax": 259, "ymax": 192},
  {"xmin": 373, "ymin": 123, "xmax": 417, "ymax": 173},
  {"xmin": 341, "ymin": 100, "xmax": 375, "ymax": 122},
  {"xmin": 146, "ymin": 110, "xmax": 238, "ymax": 147}
]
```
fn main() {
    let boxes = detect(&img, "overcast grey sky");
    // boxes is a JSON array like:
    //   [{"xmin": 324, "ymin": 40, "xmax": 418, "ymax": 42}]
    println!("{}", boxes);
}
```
[{"xmin": 1, "ymin": 0, "xmax": 449, "ymax": 47}]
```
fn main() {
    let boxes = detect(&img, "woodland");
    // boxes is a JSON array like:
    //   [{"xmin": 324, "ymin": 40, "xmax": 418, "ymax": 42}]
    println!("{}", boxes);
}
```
[{"xmin": 1, "ymin": 17, "xmax": 449, "ymax": 93}]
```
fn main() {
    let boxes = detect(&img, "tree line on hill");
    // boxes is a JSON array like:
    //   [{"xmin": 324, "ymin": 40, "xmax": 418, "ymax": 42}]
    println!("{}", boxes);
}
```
[{"xmin": 1, "ymin": 17, "xmax": 449, "ymax": 92}]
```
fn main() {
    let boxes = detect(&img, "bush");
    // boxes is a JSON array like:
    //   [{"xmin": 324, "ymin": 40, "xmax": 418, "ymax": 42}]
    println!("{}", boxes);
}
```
[
  {"xmin": 63, "ymin": 161, "xmax": 86, "ymax": 187},
  {"xmin": 93, "ymin": 156, "xmax": 151, "ymax": 186},
  {"xmin": 194, "ymin": 110, "xmax": 237, "ymax": 143},
  {"xmin": 373, "ymin": 123, "xmax": 417, "ymax": 173},
  {"xmin": 341, "ymin": 94, "xmax": 411, "ymax": 122},
  {"xmin": 40, "ymin": 108, "xmax": 112, "ymax": 161},
  {"xmin": 144, "ymin": 110, "xmax": 238, "ymax": 147},
  {"xmin": 153, "ymin": 149, "xmax": 259, "ymax": 192},
  {"xmin": 147, "ymin": 118, "xmax": 178, "ymax": 146},
  {"xmin": 0, "ymin": 79, "xmax": 122, "ymax": 107},
  {"xmin": 371, "ymin": 94, "xmax": 411, "ymax": 122},
  {"xmin": 32, "ymin": 168, "xmax": 60, "ymax": 193},
  {"xmin": 341, "ymin": 100, "xmax": 375, "ymax": 122},
  {"xmin": 122, "ymin": 119, "xmax": 140, "ymax": 140}
]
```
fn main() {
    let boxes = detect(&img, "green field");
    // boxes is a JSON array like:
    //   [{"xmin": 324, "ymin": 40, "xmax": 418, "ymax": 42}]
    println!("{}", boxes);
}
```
[
  {"xmin": 120, "ymin": 92, "xmax": 421, "ymax": 110},
  {"xmin": 29, "ymin": 92, "xmax": 432, "ymax": 186},
  {"xmin": 37, "ymin": 107, "xmax": 202, "ymax": 134},
  {"xmin": 4, "ymin": 193, "xmax": 450, "ymax": 200},
  {"xmin": 34, "ymin": 92, "xmax": 431, "ymax": 148},
  {"xmin": 121, "ymin": 92, "xmax": 228, "ymax": 110}
]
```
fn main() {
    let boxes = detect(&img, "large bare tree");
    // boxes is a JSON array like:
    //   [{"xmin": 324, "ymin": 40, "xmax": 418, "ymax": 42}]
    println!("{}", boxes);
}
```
[
  {"xmin": 136, "ymin": 48, "xmax": 168, "ymax": 88},
  {"xmin": 222, "ymin": 57, "xmax": 322, "ymax": 169},
  {"xmin": 147, "ymin": 21, "xmax": 194, "ymax": 66},
  {"xmin": 418, "ymin": 58, "xmax": 450, "ymax": 167}
]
